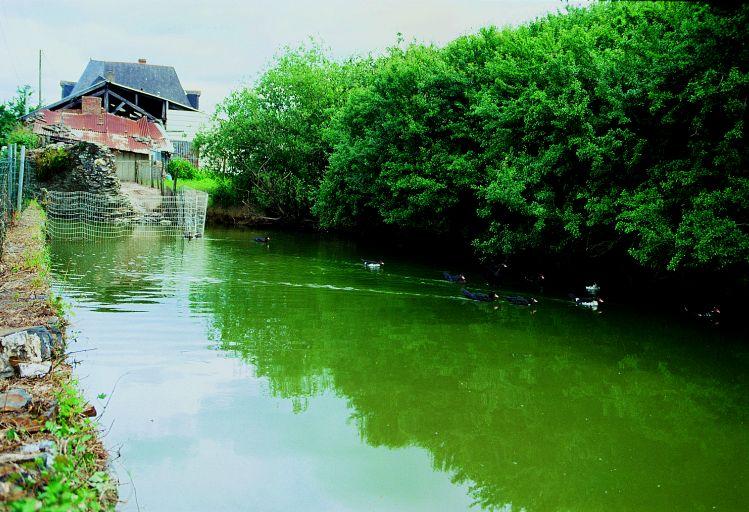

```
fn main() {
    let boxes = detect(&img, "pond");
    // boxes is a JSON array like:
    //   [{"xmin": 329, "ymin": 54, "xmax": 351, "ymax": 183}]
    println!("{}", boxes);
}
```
[{"xmin": 49, "ymin": 228, "xmax": 749, "ymax": 511}]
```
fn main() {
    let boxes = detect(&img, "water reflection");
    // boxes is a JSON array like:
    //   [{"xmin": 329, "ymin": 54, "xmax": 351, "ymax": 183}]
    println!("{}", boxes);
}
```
[{"xmin": 51, "ymin": 229, "xmax": 749, "ymax": 511}]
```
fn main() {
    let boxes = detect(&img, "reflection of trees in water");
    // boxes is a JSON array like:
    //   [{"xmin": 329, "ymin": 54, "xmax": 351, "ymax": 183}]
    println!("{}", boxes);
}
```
[
  {"xmin": 193, "ymin": 248, "xmax": 747, "ymax": 510},
  {"xmin": 187, "ymin": 238, "xmax": 748, "ymax": 511}
]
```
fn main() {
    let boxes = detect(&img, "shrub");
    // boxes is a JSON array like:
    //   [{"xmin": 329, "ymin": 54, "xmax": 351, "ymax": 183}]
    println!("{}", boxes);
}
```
[
  {"xmin": 34, "ymin": 146, "xmax": 71, "ymax": 182},
  {"xmin": 5, "ymin": 126, "xmax": 39, "ymax": 149},
  {"xmin": 167, "ymin": 157, "xmax": 203, "ymax": 181},
  {"xmin": 211, "ymin": 176, "xmax": 239, "ymax": 207}
]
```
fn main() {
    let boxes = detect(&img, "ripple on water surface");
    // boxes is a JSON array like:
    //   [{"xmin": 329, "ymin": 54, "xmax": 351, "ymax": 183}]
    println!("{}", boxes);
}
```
[{"xmin": 49, "ymin": 228, "xmax": 749, "ymax": 512}]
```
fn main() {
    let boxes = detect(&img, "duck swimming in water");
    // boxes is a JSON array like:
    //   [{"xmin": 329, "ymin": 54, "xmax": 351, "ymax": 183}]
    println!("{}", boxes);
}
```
[
  {"xmin": 254, "ymin": 236, "xmax": 271, "ymax": 243},
  {"xmin": 505, "ymin": 295, "xmax": 538, "ymax": 306},
  {"xmin": 569, "ymin": 293, "xmax": 604, "ymax": 310},
  {"xmin": 443, "ymin": 272, "xmax": 467, "ymax": 283},
  {"xmin": 683, "ymin": 304, "xmax": 721, "ymax": 323},
  {"xmin": 585, "ymin": 283, "xmax": 600, "ymax": 295},
  {"xmin": 462, "ymin": 288, "xmax": 499, "ymax": 302},
  {"xmin": 362, "ymin": 259, "xmax": 384, "ymax": 269}
]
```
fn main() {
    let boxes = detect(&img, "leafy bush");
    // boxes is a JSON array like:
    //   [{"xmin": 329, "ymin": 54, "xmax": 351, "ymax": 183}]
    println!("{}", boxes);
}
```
[
  {"xmin": 196, "ymin": 42, "xmax": 369, "ymax": 221},
  {"xmin": 167, "ymin": 157, "xmax": 203, "ymax": 180},
  {"xmin": 34, "ymin": 146, "xmax": 71, "ymax": 181},
  {"xmin": 5, "ymin": 126, "xmax": 38, "ymax": 149},
  {"xmin": 211, "ymin": 176, "xmax": 239, "ymax": 207},
  {"xmin": 0, "ymin": 85, "xmax": 33, "ymax": 145}
]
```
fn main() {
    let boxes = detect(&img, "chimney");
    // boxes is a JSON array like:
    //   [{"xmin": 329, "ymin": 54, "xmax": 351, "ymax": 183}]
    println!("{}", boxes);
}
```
[
  {"xmin": 138, "ymin": 58, "xmax": 147, "ymax": 64},
  {"xmin": 185, "ymin": 90, "xmax": 201, "ymax": 110},
  {"xmin": 82, "ymin": 96, "xmax": 102, "ymax": 115},
  {"xmin": 60, "ymin": 80, "xmax": 75, "ymax": 99}
]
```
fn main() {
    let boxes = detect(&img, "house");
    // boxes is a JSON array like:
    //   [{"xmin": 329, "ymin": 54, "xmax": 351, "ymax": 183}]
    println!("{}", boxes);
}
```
[
  {"xmin": 28, "ymin": 58, "xmax": 208, "ymax": 167},
  {"xmin": 27, "ymin": 96, "xmax": 173, "ymax": 184}
]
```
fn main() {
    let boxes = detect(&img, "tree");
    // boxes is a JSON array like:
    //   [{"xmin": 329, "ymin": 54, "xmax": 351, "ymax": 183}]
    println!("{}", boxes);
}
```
[
  {"xmin": 196, "ymin": 44, "xmax": 367, "ymax": 220},
  {"xmin": 0, "ymin": 86, "xmax": 34, "ymax": 145}
]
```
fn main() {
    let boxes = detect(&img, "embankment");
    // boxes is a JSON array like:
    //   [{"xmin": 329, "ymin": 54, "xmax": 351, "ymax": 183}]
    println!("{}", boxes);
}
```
[{"xmin": 0, "ymin": 201, "xmax": 116, "ymax": 510}]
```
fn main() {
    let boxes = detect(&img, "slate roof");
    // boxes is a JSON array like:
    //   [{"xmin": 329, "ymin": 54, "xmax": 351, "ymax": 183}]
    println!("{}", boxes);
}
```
[{"xmin": 70, "ymin": 60, "xmax": 190, "ymax": 106}]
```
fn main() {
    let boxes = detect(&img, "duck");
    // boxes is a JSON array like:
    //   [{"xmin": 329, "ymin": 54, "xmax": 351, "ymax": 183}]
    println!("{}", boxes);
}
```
[
  {"xmin": 443, "ymin": 271, "xmax": 467, "ymax": 283},
  {"xmin": 505, "ymin": 295, "xmax": 538, "ymax": 306},
  {"xmin": 568, "ymin": 293, "xmax": 604, "ymax": 310},
  {"xmin": 683, "ymin": 304, "xmax": 721, "ymax": 322},
  {"xmin": 585, "ymin": 283, "xmax": 600, "ymax": 295},
  {"xmin": 362, "ymin": 259, "xmax": 384, "ymax": 269},
  {"xmin": 462, "ymin": 288, "xmax": 499, "ymax": 302},
  {"xmin": 254, "ymin": 236, "xmax": 271, "ymax": 243}
]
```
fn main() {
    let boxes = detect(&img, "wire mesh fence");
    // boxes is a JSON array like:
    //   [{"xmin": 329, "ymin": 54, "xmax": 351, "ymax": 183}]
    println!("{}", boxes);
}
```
[
  {"xmin": 1, "ymin": 144, "xmax": 35, "ymax": 259},
  {"xmin": 45, "ymin": 189, "xmax": 208, "ymax": 241}
]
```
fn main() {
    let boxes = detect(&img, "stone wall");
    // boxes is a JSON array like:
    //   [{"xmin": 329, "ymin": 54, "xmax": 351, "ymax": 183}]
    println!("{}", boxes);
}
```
[{"xmin": 31, "ymin": 141, "xmax": 122, "ymax": 196}]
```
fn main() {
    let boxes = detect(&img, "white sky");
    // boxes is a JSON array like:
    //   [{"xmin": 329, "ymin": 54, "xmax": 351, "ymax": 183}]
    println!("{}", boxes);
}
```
[{"xmin": 0, "ymin": 0, "xmax": 587, "ymax": 114}]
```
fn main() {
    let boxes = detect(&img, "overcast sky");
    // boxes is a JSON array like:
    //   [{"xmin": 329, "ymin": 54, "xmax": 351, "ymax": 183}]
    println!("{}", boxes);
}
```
[{"xmin": 0, "ymin": 0, "xmax": 587, "ymax": 114}]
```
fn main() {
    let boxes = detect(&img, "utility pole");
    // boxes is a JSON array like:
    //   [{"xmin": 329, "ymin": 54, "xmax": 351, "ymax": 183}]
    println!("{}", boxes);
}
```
[{"xmin": 38, "ymin": 49, "xmax": 42, "ymax": 107}]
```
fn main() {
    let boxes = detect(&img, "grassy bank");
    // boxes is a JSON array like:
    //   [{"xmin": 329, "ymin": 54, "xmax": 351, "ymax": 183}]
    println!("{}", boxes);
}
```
[
  {"xmin": 0, "ymin": 201, "xmax": 116, "ymax": 510},
  {"xmin": 164, "ymin": 176, "xmax": 220, "ymax": 196}
]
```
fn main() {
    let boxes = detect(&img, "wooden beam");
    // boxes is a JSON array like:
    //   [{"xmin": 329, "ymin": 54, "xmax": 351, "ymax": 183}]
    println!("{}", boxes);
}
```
[
  {"xmin": 107, "ymin": 90, "xmax": 158, "ymax": 121},
  {"xmin": 112, "ymin": 100, "xmax": 126, "ymax": 114},
  {"xmin": 54, "ymin": 97, "xmax": 81, "ymax": 111},
  {"xmin": 104, "ymin": 90, "xmax": 109, "ymax": 111}
]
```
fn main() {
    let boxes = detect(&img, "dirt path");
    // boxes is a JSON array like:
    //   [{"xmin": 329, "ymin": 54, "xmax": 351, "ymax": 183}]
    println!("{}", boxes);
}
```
[
  {"xmin": 0, "ymin": 204, "xmax": 56, "ymax": 334},
  {"xmin": 0, "ymin": 203, "xmax": 116, "ymax": 507}
]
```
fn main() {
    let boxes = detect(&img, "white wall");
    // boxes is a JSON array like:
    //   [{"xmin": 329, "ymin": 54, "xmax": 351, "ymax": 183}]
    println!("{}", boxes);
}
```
[{"xmin": 165, "ymin": 110, "xmax": 211, "ymax": 142}]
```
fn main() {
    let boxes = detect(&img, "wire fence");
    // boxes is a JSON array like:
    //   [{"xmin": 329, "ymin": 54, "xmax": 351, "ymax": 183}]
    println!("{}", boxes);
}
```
[
  {"xmin": 45, "ymin": 189, "xmax": 208, "ymax": 241},
  {"xmin": 1, "ymin": 144, "xmax": 35, "ymax": 259}
]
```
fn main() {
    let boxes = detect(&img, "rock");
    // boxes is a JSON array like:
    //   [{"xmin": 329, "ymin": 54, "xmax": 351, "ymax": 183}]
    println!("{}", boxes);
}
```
[
  {"xmin": 0, "ymin": 329, "xmax": 44, "ymax": 363},
  {"xmin": 25, "ymin": 326, "xmax": 62, "ymax": 361},
  {"xmin": 0, "ymin": 326, "xmax": 62, "ymax": 378},
  {"xmin": 20, "ymin": 440, "xmax": 56, "ymax": 454},
  {"xmin": 0, "ymin": 356, "xmax": 13, "ymax": 379},
  {"xmin": 17, "ymin": 362, "xmax": 52, "ymax": 378},
  {"xmin": 31, "ymin": 141, "xmax": 122, "ymax": 196},
  {"xmin": 0, "ymin": 440, "xmax": 57, "ymax": 468},
  {"xmin": 0, "ymin": 388, "xmax": 32, "ymax": 411}
]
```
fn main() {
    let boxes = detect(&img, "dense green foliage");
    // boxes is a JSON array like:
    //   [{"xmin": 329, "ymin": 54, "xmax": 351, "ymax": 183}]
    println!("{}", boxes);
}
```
[
  {"xmin": 198, "ymin": 2, "xmax": 748, "ymax": 278},
  {"xmin": 34, "ymin": 146, "xmax": 71, "ymax": 181},
  {"xmin": 196, "ymin": 44, "xmax": 369, "ymax": 219},
  {"xmin": 167, "ymin": 157, "xmax": 203, "ymax": 181},
  {"xmin": 0, "ymin": 86, "xmax": 35, "ymax": 147}
]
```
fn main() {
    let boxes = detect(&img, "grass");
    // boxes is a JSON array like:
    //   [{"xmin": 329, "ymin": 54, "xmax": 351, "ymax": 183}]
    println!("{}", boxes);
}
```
[
  {"xmin": 163, "ymin": 175, "xmax": 238, "ymax": 207},
  {"xmin": 163, "ymin": 176, "xmax": 220, "ymax": 195}
]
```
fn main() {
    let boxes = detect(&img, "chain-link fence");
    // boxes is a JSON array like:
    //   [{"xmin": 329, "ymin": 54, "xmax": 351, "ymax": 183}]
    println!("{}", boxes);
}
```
[
  {"xmin": 1, "ymin": 144, "xmax": 35, "ymax": 259},
  {"xmin": 45, "ymin": 189, "xmax": 208, "ymax": 241}
]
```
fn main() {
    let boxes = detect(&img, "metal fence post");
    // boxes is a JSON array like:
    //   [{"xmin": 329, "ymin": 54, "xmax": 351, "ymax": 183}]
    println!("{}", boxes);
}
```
[
  {"xmin": 17, "ymin": 146, "xmax": 25, "ymax": 211},
  {"xmin": 8, "ymin": 144, "xmax": 15, "ymax": 209},
  {"xmin": 4, "ymin": 145, "xmax": 10, "ymax": 203}
]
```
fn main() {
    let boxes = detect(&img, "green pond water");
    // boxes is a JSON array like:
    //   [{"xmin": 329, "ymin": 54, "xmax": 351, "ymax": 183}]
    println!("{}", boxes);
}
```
[{"xmin": 49, "ymin": 228, "xmax": 749, "ymax": 512}]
